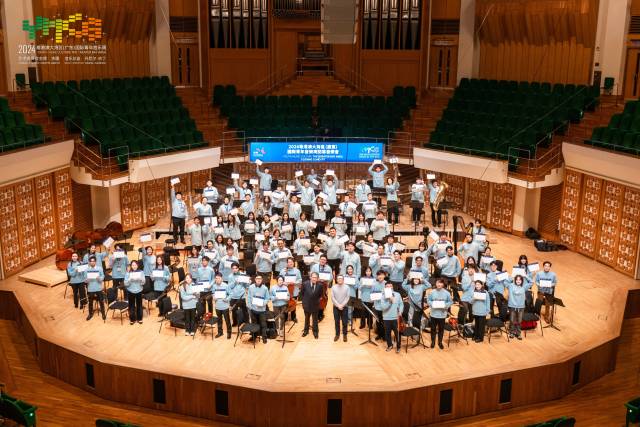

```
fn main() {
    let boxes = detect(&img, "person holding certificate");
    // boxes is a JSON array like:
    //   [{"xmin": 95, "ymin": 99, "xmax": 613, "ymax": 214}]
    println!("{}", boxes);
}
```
[
  {"xmin": 310, "ymin": 255, "xmax": 333, "ymax": 321},
  {"xmin": 410, "ymin": 177, "xmax": 427, "ymax": 225},
  {"xmin": 271, "ymin": 184, "xmax": 286, "ymax": 216},
  {"xmin": 427, "ymin": 279, "xmax": 453, "ymax": 349},
  {"xmin": 381, "ymin": 281, "xmax": 403, "ymax": 353},
  {"xmin": 438, "ymin": 246, "xmax": 462, "ymax": 302},
  {"xmin": 279, "ymin": 213, "xmax": 294, "ymax": 244},
  {"xmin": 460, "ymin": 266, "xmax": 476, "ymax": 323},
  {"xmin": 273, "ymin": 239, "xmax": 293, "ymax": 274},
  {"xmin": 67, "ymin": 252, "xmax": 87, "ymax": 309},
  {"xmin": 329, "ymin": 209, "xmax": 348, "ymax": 237},
  {"xmin": 312, "ymin": 196, "xmax": 330, "ymax": 232},
  {"xmin": 255, "ymin": 163, "xmax": 273, "ymax": 194},
  {"xmin": 370, "ymin": 211, "xmax": 390, "ymax": 244},
  {"xmin": 486, "ymin": 261, "xmax": 508, "ymax": 315},
  {"xmin": 471, "ymin": 280, "xmax": 490, "ymax": 342},
  {"xmin": 195, "ymin": 196, "xmax": 213, "ymax": 223},
  {"xmin": 459, "ymin": 233, "xmax": 487, "ymax": 264},
  {"xmin": 233, "ymin": 178, "xmax": 253, "ymax": 200},
  {"xmin": 218, "ymin": 248, "xmax": 239, "ymax": 282},
  {"xmin": 180, "ymin": 274, "xmax": 198, "ymax": 336},
  {"xmin": 331, "ymin": 275, "xmax": 351, "ymax": 342},
  {"xmin": 295, "ymin": 177, "xmax": 316, "ymax": 215},
  {"xmin": 187, "ymin": 217, "xmax": 205, "ymax": 250},
  {"xmin": 254, "ymin": 241, "xmax": 275, "ymax": 288},
  {"xmin": 170, "ymin": 184, "xmax": 188, "ymax": 244},
  {"xmin": 203, "ymin": 180, "xmax": 219, "ymax": 205},
  {"xmin": 293, "ymin": 230, "xmax": 311, "ymax": 257},
  {"xmin": 355, "ymin": 179, "xmax": 371, "ymax": 204},
  {"xmin": 372, "ymin": 270, "xmax": 387, "ymax": 340},
  {"xmin": 108, "ymin": 244, "xmax": 128, "ymax": 293},
  {"xmin": 124, "ymin": 260, "xmax": 145, "ymax": 325},
  {"xmin": 388, "ymin": 250, "xmax": 406, "ymax": 295},
  {"xmin": 506, "ymin": 275, "xmax": 533, "ymax": 339},
  {"xmin": 402, "ymin": 277, "xmax": 427, "ymax": 340},
  {"xmin": 82, "ymin": 244, "xmax": 108, "ymax": 268},
  {"xmin": 535, "ymin": 261, "xmax": 558, "ymax": 323},
  {"xmin": 287, "ymin": 195, "xmax": 302, "ymax": 221},
  {"xmin": 142, "ymin": 246, "xmax": 156, "ymax": 293},
  {"xmin": 248, "ymin": 275, "xmax": 271, "ymax": 343},
  {"xmin": 227, "ymin": 264, "xmax": 249, "ymax": 326},
  {"xmin": 352, "ymin": 213, "xmax": 369, "ymax": 241},
  {"xmin": 280, "ymin": 258, "xmax": 302, "ymax": 323},
  {"xmin": 151, "ymin": 256, "xmax": 171, "ymax": 298},
  {"xmin": 361, "ymin": 194, "xmax": 378, "ymax": 225},
  {"xmin": 321, "ymin": 175, "xmax": 339, "ymax": 205},
  {"xmin": 300, "ymin": 272, "xmax": 324, "ymax": 339},
  {"xmin": 340, "ymin": 242, "xmax": 361, "ymax": 278},
  {"xmin": 385, "ymin": 176, "xmax": 400, "ymax": 225},
  {"xmin": 85, "ymin": 256, "xmax": 106, "ymax": 321},
  {"xmin": 343, "ymin": 265, "xmax": 359, "ymax": 327},
  {"xmin": 324, "ymin": 227, "xmax": 344, "ymax": 275},
  {"xmin": 212, "ymin": 273, "xmax": 232, "ymax": 339},
  {"xmin": 270, "ymin": 276, "xmax": 290, "ymax": 335},
  {"xmin": 427, "ymin": 179, "xmax": 442, "ymax": 228},
  {"xmin": 240, "ymin": 194, "xmax": 255, "ymax": 217},
  {"xmin": 368, "ymin": 161, "xmax": 388, "ymax": 190}
]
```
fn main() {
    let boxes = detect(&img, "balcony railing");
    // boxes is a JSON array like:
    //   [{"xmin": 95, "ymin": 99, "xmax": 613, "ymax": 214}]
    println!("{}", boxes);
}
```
[{"xmin": 273, "ymin": 0, "xmax": 321, "ymax": 18}]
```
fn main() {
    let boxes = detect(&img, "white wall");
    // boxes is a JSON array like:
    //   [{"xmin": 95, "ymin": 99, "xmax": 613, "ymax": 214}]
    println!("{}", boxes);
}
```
[
  {"xmin": 457, "ymin": 0, "xmax": 476, "ymax": 82},
  {"xmin": 149, "ymin": 0, "xmax": 172, "ymax": 79},
  {"xmin": 593, "ymin": 0, "xmax": 630, "ymax": 92},
  {"xmin": 1, "ymin": 0, "xmax": 34, "ymax": 90},
  {"xmin": 91, "ymin": 186, "xmax": 121, "ymax": 228},
  {"xmin": 512, "ymin": 186, "xmax": 541, "ymax": 233},
  {"xmin": 563, "ymin": 142, "xmax": 640, "ymax": 189}
]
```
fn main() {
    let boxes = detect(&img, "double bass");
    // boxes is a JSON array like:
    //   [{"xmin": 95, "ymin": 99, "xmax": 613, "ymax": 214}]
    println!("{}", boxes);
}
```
[{"xmin": 55, "ymin": 221, "xmax": 124, "ymax": 270}]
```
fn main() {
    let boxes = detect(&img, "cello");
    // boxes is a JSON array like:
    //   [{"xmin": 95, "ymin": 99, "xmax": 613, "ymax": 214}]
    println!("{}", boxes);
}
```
[{"xmin": 55, "ymin": 221, "xmax": 124, "ymax": 270}]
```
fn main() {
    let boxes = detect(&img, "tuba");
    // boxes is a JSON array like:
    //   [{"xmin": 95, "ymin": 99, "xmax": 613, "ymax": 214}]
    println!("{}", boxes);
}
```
[{"xmin": 433, "ymin": 181, "xmax": 449, "ymax": 211}]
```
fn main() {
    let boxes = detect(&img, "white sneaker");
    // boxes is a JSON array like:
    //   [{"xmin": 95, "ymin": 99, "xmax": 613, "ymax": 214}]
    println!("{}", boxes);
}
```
[
  {"xmin": 190, "ymin": 332, "xmax": 195, "ymax": 336},
  {"xmin": 185, "ymin": 331, "xmax": 189, "ymax": 336}
]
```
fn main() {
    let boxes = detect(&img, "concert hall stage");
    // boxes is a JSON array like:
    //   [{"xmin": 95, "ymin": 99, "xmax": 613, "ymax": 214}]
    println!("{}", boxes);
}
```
[{"xmin": 0, "ymin": 217, "xmax": 638, "ymax": 426}]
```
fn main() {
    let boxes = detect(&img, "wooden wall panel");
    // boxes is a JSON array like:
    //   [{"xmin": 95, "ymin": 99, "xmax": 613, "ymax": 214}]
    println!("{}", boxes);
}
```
[
  {"xmin": 596, "ymin": 181, "xmax": 624, "ymax": 267},
  {"xmin": 489, "ymin": 182, "xmax": 515, "ymax": 232},
  {"xmin": 431, "ymin": 0, "xmax": 461, "ymax": 20},
  {"xmin": 466, "ymin": 179, "xmax": 490, "ymax": 223},
  {"xmin": 209, "ymin": 50, "xmax": 270, "ymax": 94},
  {"xmin": 34, "ymin": 174, "xmax": 58, "ymax": 257},
  {"xmin": 538, "ymin": 184, "xmax": 562, "ymax": 238},
  {"xmin": 0, "ymin": 186, "xmax": 21, "ymax": 276},
  {"xmin": 577, "ymin": 176, "xmax": 602, "ymax": 258},
  {"xmin": 54, "ymin": 169, "xmax": 74, "ymax": 248},
  {"xmin": 559, "ymin": 170, "xmax": 582, "ymax": 249},
  {"xmin": 361, "ymin": 51, "xmax": 422, "ymax": 93},
  {"xmin": 120, "ymin": 183, "xmax": 144, "ymax": 231},
  {"xmin": 190, "ymin": 169, "xmax": 212, "ymax": 192},
  {"xmin": 440, "ymin": 173, "xmax": 465, "ymax": 210},
  {"xmin": 617, "ymin": 188, "xmax": 640, "ymax": 275},
  {"xmin": 71, "ymin": 181, "xmax": 93, "ymax": 232},
  {"xmin": 144, "ymin": 179, "xmax": 169, "ymax": 226},
  {"xmin": 14, "ymin": 180, "xmax": 40, "ymax": 266}
]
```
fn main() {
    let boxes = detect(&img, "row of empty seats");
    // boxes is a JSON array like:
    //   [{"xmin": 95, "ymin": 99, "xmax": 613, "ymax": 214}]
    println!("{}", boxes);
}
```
[
  {"xmin": 0, "ymin": 97, "xmax": 45, "ymax": 153},
  {"xmin": 586, "ymin": 99, "xmax": 640, "ymax": 156},
  {"xmin": 30, "ymin": 76, "xmax": 206, "ymax": 169}
]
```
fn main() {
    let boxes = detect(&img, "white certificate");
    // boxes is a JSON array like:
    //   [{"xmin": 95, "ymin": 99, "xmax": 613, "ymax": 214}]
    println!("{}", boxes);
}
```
[
  {"xmin": 255, "ymin": 233, "xmax": 265, "ymax": 242},
  {"xmin": 413, "ymin": 184, "xmax": 425, "ymax": 191},
  {"xmin": 512, "ymin": 267, "xmax": 526, "ymax": 277},
  {"xmin": 326, "ymin": 169, "xmax": 335, "ymax": 176},
  {"xmin": 152, "ymin": 270, "xmax": 164, "ymax": 278},
  {"xmin": 338, "ymin": 235, "xmax": 350, "ymax": 244},
  {"xmin": 276, "ymin": 290, "xmax": 289, "ymax": 300},
  {"xmin": 139, "ymin": 233, "xmax": 152, "ymax": 242},
  {"xmin": 344, "ymin": 277, "xmax": 356, "ymax": 285},
  {"xmin": 237, "ymin": 275, "xmax": 251, "ymax": 284},
  {"xmin": 308, "ymin": 220, "xmax": 318, "ymax": 229},
  {"xmin": 193, "ymin": 202, "xmax": 203, "ymax": 211},
  {"xmin": 249, "ymin": 178, "xmax": 259, "ymax": 185},
  {"xmin": 284, "ymin": 275, "xmax": 297, "ymax": 284},
  {"xmin": 224, "ymin": 261, "xmax": 233, "ymax": 269},
  {"xmin": 436, "ymin": 257, "xmax": 448, "ymax": 268},
  {"xmin": 263, "ymin": 190, "xmax": 272, "ymax": 197},
  {"xmin": 203, "ymin": 190, "xmax": 216, "ymax": 198},
  {"xmin": 373, "ymin": 159, "xmax": 382, "ymax": 164},
  {"xmin": 389, "ymin": 157, "xmax": 398, "ymax": 164},
  {"xmin": 319, "ymin": 272, "xmax": 332, "ymax": 281},
  {"xmin": 355, "ymin": 225, "xmax": 366, "ymax": 234},
  {"xmin": 360, "ymin": 277, "xmax": 374, "ymax": 287},
  {"xmin": 271, "ymin": 214, "xmax": 280, "ymax": 221},
  {"xmin": 318, "ymin": 192, "xmax": 328, "ymax": 200},
  {"xmin": 213, "ymin": 227, "xmax": 224, "ymax": 234},
  {"xmin": 496, "ymin": 272, "xmax": 509, "ymax": 281},
  {"xmin": 539, "ymin": 279, "xmax": 553, "ymax": 288},
  {"xmin": 480, "ymin": 256, "xmax": 495, "ymax": 265},
  {"xmin": 103, "ymin": 237, "xmax": 114, "ymax": 248},
  {"xmin": 286, "ymin": 185, "xmax": 296, "ymax": 192},
  {"xmin": 255, "ymin": 159, "xmax": 263, "ymax": 166},
  {"xmin": 113, "ymin": 251, "xmax": 126, "ymax": 259},
  {"xmin": 474, "ymin": 234, "xmax": 486, "ymax": 242},
  {"xmin": 204, "ymin": 217, "xmax": 216, "ymax": 225},
  {"xmin": 431, "ymin": 300, "xmax": 445, "ymax": 309},
  {"xmin": 299, "ymin": 238, "xmax": 311, "ymax": 247},
  {"xmin": 384, "ymin": 288, "xmax": 393, "ymax": 298},
  {"xmin": 199, "ymin": 281, "xmax": 211, "ymax": 290},
  {"xmin": 295, "ymin": 170, "xmax": 304, "ymax": 177},
  {"xmin": 437, "ymin": 243, "xmax": 448, "ymax": 252},
  {"xmin": 303, "ymin": 255, "xmax": 315, "ymax": 264},
  {"xmin": 86, "ymin": 271, "xmax": 99, "ymax": 280},
  {"xmin": 317, "ymin": 233, "xmax": 328, "ymax": 241},
  {"xmin": 77, "ymin": 264, "xmax": 88, "ymax": 272},
  {"xmin": 312, "ymin": 179, "xmax": 320, "ymax": 186},
  {"xmin": 282, "ymin": 224, "xmax": 293, "ymax": 232},
  {"xmin": 370, "ymin": 291, "xmax": 382, "ymax": 301},
  {"xmin": 228, "ymin": 208, "xmax": 237, "ymax": 216},
  {"xmin": 204, "ymin": 251, "xmax": 216, "ymax": 260},
  {"xmin": 231, "ymin": 173, "xmax": 240, "ymax": 179},
  {"xmin": 380, "ymin": 257, "xmax": 393, "ymax": 267},
  {"xmin": 129, "ymin": 271, "xmax": 143, "ymax": 280},
  {"xmin": 226, "ymin": 188, "xmax": 235, "ymax": 195},
  {"xmin": 528, "ymin": 262, "xmax": 540, "ymax": 272},
  {"xmin": 245, "ymin": 223, "xmax": 255, "ymax": 232},
  {"xmin": 259, "ymin": 251, "xmax": 272, "ymax": 260},
  {"xmin": 427, "ymin": 174, "xmax": 436, "ymax": 180},
  {"xmin": 170, "ymin": 177, "xmax": 180, "ymax": 185},
  {"xmin": 395, "ymin": 243, "xmax": 407, "ymax": 252},
  {"xmin": 214, "ymin": 290, "xmax": 227, "ymax": 299},
  {"xmin": 278, "ymin": 252, "xmax": 289, "ymax": 260},
  {"xmin": 252, "ymin": 296, "xmax": 265, "ymax": 307},
  {"xmin": 408, "ymin": 271, "xmax": 423, "ymax": 280},
  {"xmin": 473, "ymin": 272, "xmax": 487, "ymax": 282},
  {"xmin": 473, "ymin": 292, "xmax": 487, "ymax": 300}
]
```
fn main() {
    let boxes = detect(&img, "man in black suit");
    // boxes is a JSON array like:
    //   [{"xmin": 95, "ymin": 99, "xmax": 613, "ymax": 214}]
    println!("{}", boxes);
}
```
[{"xmin": 300, "ymin": 272, "xmax": 324, "ymax": 339}]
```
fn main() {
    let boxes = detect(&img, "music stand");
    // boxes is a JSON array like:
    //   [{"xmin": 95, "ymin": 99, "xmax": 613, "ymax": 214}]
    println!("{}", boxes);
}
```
[
  {"xmin": 347, "ymin": 297, "xmax": 359, "ymax": 337},
  {"xmin": 276, "ymin": 310, "xmax": 295, "ymax": 348},
  {"xmin": 359, "ymin": 301, "xmax": 379, "ymax": 346},
  {"xmin": 543, "ymin": 295, "xmax": 564, "ymax": 332}
]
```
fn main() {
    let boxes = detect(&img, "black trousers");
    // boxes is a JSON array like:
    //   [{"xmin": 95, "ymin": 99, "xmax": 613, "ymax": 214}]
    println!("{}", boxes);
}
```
[
  {"xmin": 333, "ymin": 306, "xmax": 348, "ymax": 336},
  {"xmin": 250, "ymin": 310, "xmax": 268, "ymax": 338},
  {"xmin": 387, "ymin": 201, "xmax": 399, "ymax": 224},
  {"xmin": 443, "ymin": 277, "xmax": 461, "ymax": 303},
  {"xmin": 327, "ymin": 259, "xmax": 341, "ymax": 276},
  {"xmin": 71, "ymin": 282, "xmax": 87, "ymax": 308},
  {"xmin": 359, "ymin": 301, "xmax": 374, "ymax": 328},
  {"xmin": 461, "ymin": 301, "xmax": 473, "ymax": 323},
  {"xmin": 216, "ymin": 308, "xmax": 231, "ymax": 335},
  {"xmin": 384, "ymin": 319, "xmax": 400, "ymax": 349},
  {"xmin": 273, "ymin": 207, "xmax": 284, "ymax": 216},
  {"xmin": 230, "ymin": 298, "xmax": 248, "ymax": 325},
  {"xmin": 430, "ymin": 203, "xmax": 442, "ymax": 226},
  {"xmin": 430, "ymin": 317, "xmax": 446, "ymax": 344},
  {"xmin": 128, "ymin": 292, "xmax": 143, "ymax": 322},
  {"xmin": 88, "ymin": 291, "xmax": 105, "ymax": 317},
  {"xmin": 303, "ymin": 309, "xmax": 319, "ymax": 335},
  {"xmin": 375, "ymin": 308, "xmax": 385, "ymax": 338},
  {"xmin": 412, "ymin": 207, "xmax": 422, "ymax": 222},
  {"xmin": 171, "ymin": 216, "xmax": 186, "ymax": 242},
  {"xmin": 474, "ymin": 315, "xmax": 486, "ymax": 341},
  {"xmin": 184, "ymin": 308, "xmax": 196, "ymax": 333}
]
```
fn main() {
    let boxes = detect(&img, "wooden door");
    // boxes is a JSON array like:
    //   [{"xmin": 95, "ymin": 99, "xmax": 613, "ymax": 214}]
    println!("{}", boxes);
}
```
[
  {"xmin": 429, "ymin": 45, "xmax": 458, "ymax": 88},
  {"xmin": 623, "ymin": 48, "xmax": 640, "ymax": 99},
  {"xmin": 171, "ymin": 43, "xmax": 200, "ymax": 87}
]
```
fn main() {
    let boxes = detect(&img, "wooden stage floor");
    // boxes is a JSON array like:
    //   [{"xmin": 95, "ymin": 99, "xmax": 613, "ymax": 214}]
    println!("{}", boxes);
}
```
[{"xmin": 1, "ymin": 213, "xmax": 638, "ymax": 396}]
